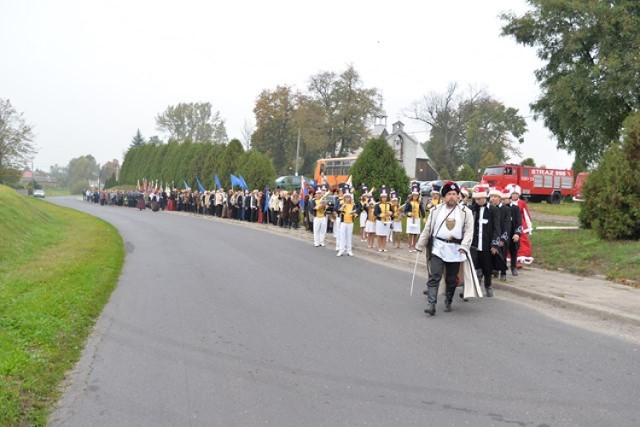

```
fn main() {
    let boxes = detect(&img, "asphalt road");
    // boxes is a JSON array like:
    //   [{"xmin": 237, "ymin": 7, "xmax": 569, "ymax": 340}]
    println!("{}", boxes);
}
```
[{"xmin": 49, "ymin": 198, "xmax": 639, "ymax": 426}]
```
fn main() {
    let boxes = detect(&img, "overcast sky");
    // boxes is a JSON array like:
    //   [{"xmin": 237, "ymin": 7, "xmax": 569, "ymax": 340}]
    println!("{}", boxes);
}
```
[{"xmin": 1, "ymin": 0, "xmax": 574, "ymax": 173}]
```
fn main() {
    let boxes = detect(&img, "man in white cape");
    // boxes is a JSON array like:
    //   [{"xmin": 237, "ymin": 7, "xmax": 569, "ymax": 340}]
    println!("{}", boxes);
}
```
[{"xmin": 416, "ymin": 181, "xmax": 482, "ymax": 316}]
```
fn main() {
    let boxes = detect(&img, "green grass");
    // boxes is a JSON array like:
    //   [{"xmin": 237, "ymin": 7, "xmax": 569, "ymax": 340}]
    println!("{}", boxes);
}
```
[
  {"xmin": 531, "ymin": 227, "xmax": 640, "ymax": 285},
  {"xmin": 527, "ymin": 201, "xmax": 582, "ymax": 217},
  {"xmin": 0, "ymin": 185, "xmax": 124, "ymax": 426}
]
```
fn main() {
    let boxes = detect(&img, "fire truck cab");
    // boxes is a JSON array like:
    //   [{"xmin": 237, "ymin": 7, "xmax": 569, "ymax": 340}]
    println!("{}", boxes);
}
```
[{"xmin": 482, "ymin": 164, "xmax": 574, "ymax": 204}]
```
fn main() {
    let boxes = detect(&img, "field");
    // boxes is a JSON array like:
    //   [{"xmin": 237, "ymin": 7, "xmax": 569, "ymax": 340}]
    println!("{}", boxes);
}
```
[
  {"xmin": 527, "ymin": 200, "xmax": 582, "ymax": 217},
  {"xmin": 511, "ymin": 202, "xmax": 639, "ymax": 284},
  {"xmin": 0, "ymin": 186, "xmax": 124, "ymax": 425}
]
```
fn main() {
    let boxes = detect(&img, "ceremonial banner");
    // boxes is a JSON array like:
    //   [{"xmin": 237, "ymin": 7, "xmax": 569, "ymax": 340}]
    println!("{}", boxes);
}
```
[{"xmin": 196, "ymin": 177, "xmax": 205, "ymax": 193}]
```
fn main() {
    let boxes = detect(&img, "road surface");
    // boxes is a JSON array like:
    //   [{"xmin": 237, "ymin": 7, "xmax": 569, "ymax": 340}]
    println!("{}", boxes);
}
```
[{"xmin": 49, "ymin": 198, "xmax": 639, "ymax": 426}]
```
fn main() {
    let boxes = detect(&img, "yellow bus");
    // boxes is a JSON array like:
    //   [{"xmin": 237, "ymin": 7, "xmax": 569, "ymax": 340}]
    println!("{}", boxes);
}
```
[{"xmin": 314, "ymin": 157, "xmax": 357, "ymax": 187}]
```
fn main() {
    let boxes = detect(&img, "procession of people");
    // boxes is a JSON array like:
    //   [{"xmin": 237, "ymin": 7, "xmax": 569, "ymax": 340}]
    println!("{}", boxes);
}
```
[{"xmin": 85, "ymin": 177, "xmax": 534, "ymax": 318}]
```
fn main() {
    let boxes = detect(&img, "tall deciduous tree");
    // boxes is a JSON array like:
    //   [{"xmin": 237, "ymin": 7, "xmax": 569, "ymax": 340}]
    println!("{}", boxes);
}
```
[
  {"xmin": 251, "ymin": 86, "xmax": 299, "ymax": 174},
  {"xmin": 67, "ymin": 155, "xmax": 98, "ymax": 193},
  {"xmin": 0, "ymin": 99, "xmax": 36, "ymax": 184},
  {"xmin": 305, "ymin": 65, "xmax": 381, "ymax": 158},
  {"xmin": 407, "ymin": 83, "xmax": 466, "ymax": 178},
  {"xmin": 100, "ymin": 159, "xmax": 120, "ymax": 185},
  {"xmin": 407, "ymin": 84, "xmax": 526, "ymax": 178},
  {"xmin": 501, "ymin": 1, "xmax": 640, "ymax": 166},
  {"xmin": 155, "ymin": 102, "xmax": 228, "ymax": 144}
]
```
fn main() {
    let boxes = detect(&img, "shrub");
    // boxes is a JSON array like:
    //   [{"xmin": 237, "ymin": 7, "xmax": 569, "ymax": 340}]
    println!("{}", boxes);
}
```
[
  {"xmin": 579, "ymin": 112, "xmax": 640, "ymax": 240},
  {"xmin": 351, "ymin": 138, "xmax": 408, "ymax": 200}
]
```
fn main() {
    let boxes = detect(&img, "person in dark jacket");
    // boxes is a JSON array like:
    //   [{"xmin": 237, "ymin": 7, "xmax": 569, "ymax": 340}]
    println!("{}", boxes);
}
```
[
  {"xmin": 503, "ymin": 186, "xmax": 522, "ymax": 276},
  {"xmin": 471, "ymin": 186, "xmax": 501, "ymax": 297},
  {"xmin": 490, "ymin": 187, "xmax": 511, "ymax": 281}
]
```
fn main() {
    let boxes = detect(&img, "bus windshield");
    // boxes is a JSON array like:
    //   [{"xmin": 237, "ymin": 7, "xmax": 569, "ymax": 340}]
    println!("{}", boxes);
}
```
[{"xmin": 314, "ymin": 157, "xmax": 357, "ymax": 187}]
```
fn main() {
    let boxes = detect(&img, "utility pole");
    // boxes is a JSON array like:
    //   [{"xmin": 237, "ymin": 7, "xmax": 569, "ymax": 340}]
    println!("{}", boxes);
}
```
[{"xmin": 295, "ymin": 128, "xmax": 301, "ymax": 176}]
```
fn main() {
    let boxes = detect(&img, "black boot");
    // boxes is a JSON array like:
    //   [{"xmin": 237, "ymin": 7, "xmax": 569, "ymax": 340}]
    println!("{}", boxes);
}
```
[
  {"xmin": 444, "ymin": 286, "xmax": 455, "ymax": 312},
  {"xmin": 424, "ymin": 304, "xmax": 436, "ymax": 316},
  {"xmin": 511, "ymin": 268, "xmax": 518, "ymax": 276},
  {"xmin": 484, "ymin": 275, "xmax": 493, "ymax": 297}
]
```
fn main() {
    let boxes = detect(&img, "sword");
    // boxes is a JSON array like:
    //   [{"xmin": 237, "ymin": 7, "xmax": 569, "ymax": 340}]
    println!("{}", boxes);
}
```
[{"xmin": 410, "ymin": 250, "xmax": 420, "ymax": 296}]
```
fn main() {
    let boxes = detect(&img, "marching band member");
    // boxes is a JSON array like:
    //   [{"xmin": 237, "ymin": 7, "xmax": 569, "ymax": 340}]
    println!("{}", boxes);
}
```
[
  {"xmin": 337, "ymin": 190, "xmax": 358, "ymax": 256},
  {"xmin": 374, "ymin": 188, "xmax": 392, "ymax": 252},
  {"xmin": 311, "ymin": 189, "xmax": 328, "ymax": 247},
  {"xmin": 365, "ymin": 195, "xmax": 377, "ymax": 248},
  {"xmin": 390, "ymin": 191, "xmax": 403, "ymax": 249},
  {"xmin": 359, "ymin": 189, "xmax": 369, "ymax": 242},
  {"xmin": 332, "ymin": 187, "xmax": 343, "ymax": 252},
  {"xmin": 405, "ymin": 184, "xmax": 425, "ymax": 252}
]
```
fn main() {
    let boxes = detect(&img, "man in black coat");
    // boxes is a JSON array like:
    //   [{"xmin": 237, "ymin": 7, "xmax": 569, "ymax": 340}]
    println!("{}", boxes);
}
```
[
  {"xmin": 490, "ymin": 188, "xmax": 511, "ymax": 281},
  {"xmin": 504, "ymin": 186, "xmax": 522, "ymax": 276},
  {"xmin": 471, "ymin": 186, "xmax": 501, "ymax": 297}
]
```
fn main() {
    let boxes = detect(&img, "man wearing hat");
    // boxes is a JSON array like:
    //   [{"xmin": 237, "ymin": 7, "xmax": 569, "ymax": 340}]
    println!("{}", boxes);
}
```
[
  {"xmin": 507, "ymin": 184, "xmax": 534, "ymax": 268},
  {"xmin": 490, "ymin": 187, "xmax": 511, "ymax": 281},
  {"xmin": 416, "ymin": 181, "xmax": 476, "ymax": 315},
  {"xmin": 471, "ymin": 185, "xmax": 502, "ymax": 297},
  {"xmin": 502, "ymin": 186, "xmax": 522, "ymax": 276}
]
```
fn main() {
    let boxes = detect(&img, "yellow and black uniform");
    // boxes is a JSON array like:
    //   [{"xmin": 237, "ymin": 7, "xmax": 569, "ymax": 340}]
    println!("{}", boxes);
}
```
[
  {"xmin": 312, "ymin": 195, "xmax": 328, "ymax": 247},
  {"xmin": 367, "ymin": 202, "xmax": 376, "ymax": 223},
  {"xmin": 337, "ymin": 199, "xmax": 358, "ymax": 256},
  {"xmin": 340, "ymin": 202, "xmax": 357, "ymax": 224},
  {"xmin": 375, "ymin": 201, "xmax": 392, "ymax": 222},
  {"xmin": 391, "ymin": 202, "xmax": 402, "ymax": 221},
  {"xmin": 405, "ymin": 198, "xmax": 425, "ymax": 235}
]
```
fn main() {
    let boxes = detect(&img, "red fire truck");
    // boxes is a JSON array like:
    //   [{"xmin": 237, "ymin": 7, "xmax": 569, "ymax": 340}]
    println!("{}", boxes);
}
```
[{"xmin": 481, "ymin": 164, "xmax": 575, "ymax": 204}]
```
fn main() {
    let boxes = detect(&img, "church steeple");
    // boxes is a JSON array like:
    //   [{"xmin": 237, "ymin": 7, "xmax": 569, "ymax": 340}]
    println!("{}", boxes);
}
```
[{"xmin": 373, "ymin": 109, "xmax": 388, "ymax": 136}]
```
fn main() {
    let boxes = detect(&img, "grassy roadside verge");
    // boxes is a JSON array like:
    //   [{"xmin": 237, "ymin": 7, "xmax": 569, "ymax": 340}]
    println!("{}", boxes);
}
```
[
  {"xmin": 530, "ymin": 226, "xmax": 640, "ymax": 285},
  {"xmin": 0, "ymin": 185, "xmax": 124, "ymax": 425},
  {"xmin": 527, "ymin": 201, "xmax": 582, "ymax": 217}
]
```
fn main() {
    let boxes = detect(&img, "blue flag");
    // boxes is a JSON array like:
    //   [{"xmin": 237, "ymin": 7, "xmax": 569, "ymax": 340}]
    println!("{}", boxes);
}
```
[
  {"xmin": 214, "ymin": 173, "xmax": 222, "ymax": 190},
  {"xmin": 230, "ymin": 174, "xmax": 241, "ymax": 188},
  {"xmin": 196, "ymin": 177, "xmax": 205, "ymax": 193},
  {"xmin": 264, "ymin": 186, "xmax": 270, "ymax": 212},
  {"xmin": 239, "ymin": 175, "xmax": 249, "ymax": 190},
  {"xmin": 183, "ymin": 179, "xmax": 191, "ymax": 190}
]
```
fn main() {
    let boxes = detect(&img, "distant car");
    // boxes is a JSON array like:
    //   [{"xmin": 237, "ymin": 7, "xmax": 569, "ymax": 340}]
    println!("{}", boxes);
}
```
[
  {"xmin": 33, "ymin": 189, "xmax": 46, "ymax": 198},
  {"xmin": 274, "ymin": 175, "xmax": 316, "ymax": 191},
  {"xmin": 456, "ymin": 181, "xmax": 478, "ymax": 192}
]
